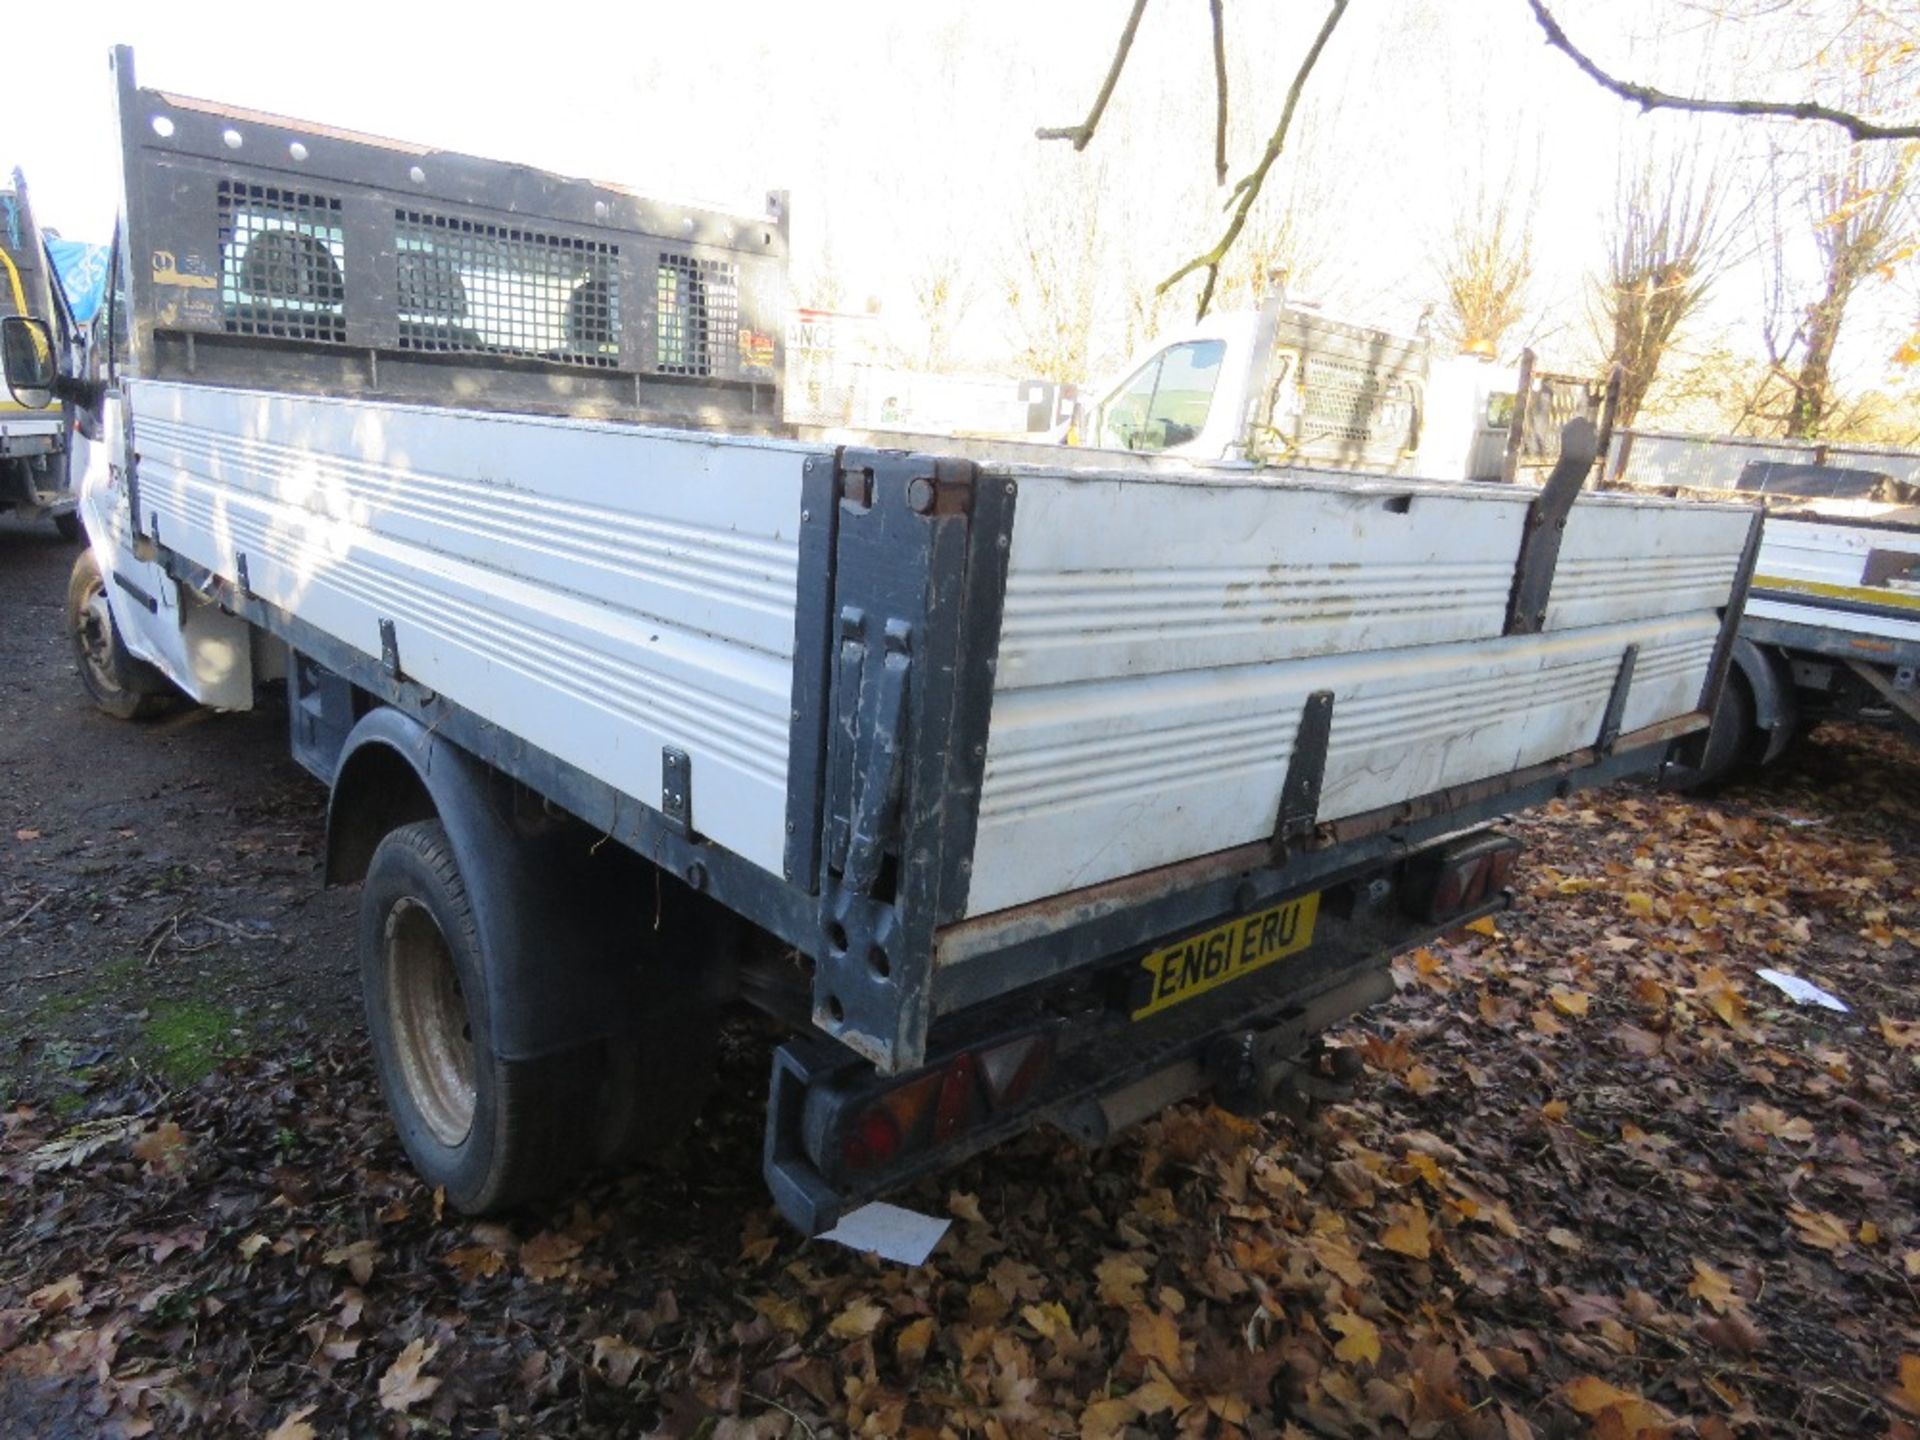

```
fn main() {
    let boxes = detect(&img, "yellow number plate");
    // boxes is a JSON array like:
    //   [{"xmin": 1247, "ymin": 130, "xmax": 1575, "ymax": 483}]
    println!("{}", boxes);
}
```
[{"xmin": 1132, "ymin": 892, "xmax": 1320, "ymax": 1021}]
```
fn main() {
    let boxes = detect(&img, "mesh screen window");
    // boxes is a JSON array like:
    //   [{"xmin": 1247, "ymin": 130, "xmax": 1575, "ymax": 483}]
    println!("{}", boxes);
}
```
[
  {"xmin": 218, "ymin": 182, "xmax": 347, "ymax": 342},
  {"xmin": 394, "ymin": 211, "xmax": 621, "ymax": 368},
  {"xmin": 655, "ymin": 253, "xmax": 739, "ymax": 377},
  {"xmin": 1301, "ymin": 358, "xmax": 1414, "ymax": 446}
]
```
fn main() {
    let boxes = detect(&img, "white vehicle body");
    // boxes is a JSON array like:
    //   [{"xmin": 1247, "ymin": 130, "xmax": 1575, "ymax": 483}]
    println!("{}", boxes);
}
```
[
  {"xmin": 34, "ymin": 48, "xmax": 1760, "ymax": 1233},
  {"xmin": 1075, "ymin": 303, "xmax": 1525, "ymax": 481},
  {"xmin": 104, "ymin": 373, "xmax": 1751, "ymax": 919},
  {"xmin": 1607, "ymin": 428, "xmax": 1920, "ymax": 761}
]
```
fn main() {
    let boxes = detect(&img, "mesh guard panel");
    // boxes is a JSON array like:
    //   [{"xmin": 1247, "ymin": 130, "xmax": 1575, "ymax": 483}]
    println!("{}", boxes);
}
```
[
  {"xmin": 394, "ymin": 210, "xmax": 621, "ymax": 368},
  {"xmin": 218, "ymin": 181, "xmax": 346, "ymax": 342},
  {"xmin": 656, "ymin": 252, "xmax": 738, "ymax": 377}
]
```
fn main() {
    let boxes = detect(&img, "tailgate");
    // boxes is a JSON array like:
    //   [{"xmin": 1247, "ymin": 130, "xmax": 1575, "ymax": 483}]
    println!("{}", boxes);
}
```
[
  {"xmin": 796, "ymin": 445, "xmax": 1758, "ymax": 1072},
  {"xmin": 964, "ymin": 467, "xmax": 1755, "ymax": 917}
]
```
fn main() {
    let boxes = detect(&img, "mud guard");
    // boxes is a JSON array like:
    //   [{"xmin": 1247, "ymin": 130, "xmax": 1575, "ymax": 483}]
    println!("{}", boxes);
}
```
[
  {"xmin": 1730, "ymin": 636, "xmax": 1798, "ymax": 766},
  {"xmin": 326, "ymin": 707, "xmax": 662, "ymax": 1063}
]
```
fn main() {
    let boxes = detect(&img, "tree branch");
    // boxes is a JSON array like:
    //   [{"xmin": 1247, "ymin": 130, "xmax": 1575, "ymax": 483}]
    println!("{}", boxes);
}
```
[
  {"xmin": 1528, "ymin": 0, "xmax": 1920, "ymax": 143},
  {"xmin": 1159, "ymin": 0, "xmax": 1351, "ymax": 318},
  {"xmin": 1209, "ymin": 0, "xmax": 1230, "ymax": 186},
  {"xmin": 1036, "ymin": 0, "xmax": 1152, "ymax": 151}
]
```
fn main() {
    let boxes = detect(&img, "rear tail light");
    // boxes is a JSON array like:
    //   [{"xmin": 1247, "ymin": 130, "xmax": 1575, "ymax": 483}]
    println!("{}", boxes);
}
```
[
  {"xmin": 1404, "ymin": 834, "xmax": 1521, "ymax": 925},
  {"xmin": 832, "ymin": 1032, "xmax": 1055, "ymax": 1175}
]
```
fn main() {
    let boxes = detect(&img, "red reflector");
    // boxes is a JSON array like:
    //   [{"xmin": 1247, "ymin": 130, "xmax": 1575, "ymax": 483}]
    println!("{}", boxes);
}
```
[
  {"xmin": 1487, "ymin": 846, "xmax": 1517, "ymax": 888},
  {"xmin": 843, "ymin": 1106, "xmax": 900, "ymax": 1170},
  {"xmin": 934, "ymin": 1053, "xmax": 979, "ymax": 1142}
]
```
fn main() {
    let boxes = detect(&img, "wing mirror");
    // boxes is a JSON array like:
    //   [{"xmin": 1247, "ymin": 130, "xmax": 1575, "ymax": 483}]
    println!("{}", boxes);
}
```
[{"xmin": 1, "ymin": 316, "xmax": 57, "ymax": 410}]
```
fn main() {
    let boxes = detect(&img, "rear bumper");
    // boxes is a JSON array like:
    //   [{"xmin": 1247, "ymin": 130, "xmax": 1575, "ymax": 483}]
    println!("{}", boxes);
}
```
[{"xmin": 764, "ymin": 842, "xmax": 1509, "ymax": 1234}]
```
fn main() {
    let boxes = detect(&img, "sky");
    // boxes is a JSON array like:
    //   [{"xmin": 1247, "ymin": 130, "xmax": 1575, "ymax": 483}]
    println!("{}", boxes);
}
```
[{"xmin": 4, "ymin": 0, "xmax": 1915, "ymax": 400}]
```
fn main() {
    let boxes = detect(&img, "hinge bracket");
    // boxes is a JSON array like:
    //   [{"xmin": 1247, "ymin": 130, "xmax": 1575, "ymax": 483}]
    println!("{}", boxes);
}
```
[
  {"xmin": 1504, "ymin": 417, "xmax": 1597, "ymax": 636},
  {"xmin": 1272, "ymin": 689, "xmax": 1335, "ymax": 863}
]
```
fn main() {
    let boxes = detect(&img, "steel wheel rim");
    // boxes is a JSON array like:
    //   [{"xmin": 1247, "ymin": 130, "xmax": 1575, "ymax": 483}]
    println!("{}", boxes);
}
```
[
  {"xmin": 76, "ymin": 578, "xmax": 118, "ymax": 693},
  {"xmin": 385, "ymin": 897, "xmax": 476, "ymax": 1147}
]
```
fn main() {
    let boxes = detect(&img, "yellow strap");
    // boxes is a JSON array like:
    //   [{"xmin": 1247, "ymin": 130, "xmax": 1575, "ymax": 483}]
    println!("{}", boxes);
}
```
[
  {"xmin": 0, "ymin": 244, "xmax": 31, "ymax": 318},
  {"xmin": 1754, "ymin": 574, "xmax": 1920, "ymax": 613},
  {"xmin": 0, "ymin": 243, "xmax": 55, "ymax": 377}
]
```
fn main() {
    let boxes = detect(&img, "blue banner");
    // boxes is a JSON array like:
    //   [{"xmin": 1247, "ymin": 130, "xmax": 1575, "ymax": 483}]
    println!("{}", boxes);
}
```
[{"xmin": 47, "ymin": 236, "xmax": 111, "ymax": 325}]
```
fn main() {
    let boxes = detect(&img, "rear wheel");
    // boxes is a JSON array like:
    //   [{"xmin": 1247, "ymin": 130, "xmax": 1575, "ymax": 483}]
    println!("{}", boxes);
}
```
[
  {"xmin": 361, "ymin": 819, "xmax": 605, "ymax": 1214},
  {"xmin": 66, "ymin": 550, "xmax": 171, "ymax": 721},
  {"xmin": 1679, "ymin": 670, "xmax": 1756, "ymax": 791}
]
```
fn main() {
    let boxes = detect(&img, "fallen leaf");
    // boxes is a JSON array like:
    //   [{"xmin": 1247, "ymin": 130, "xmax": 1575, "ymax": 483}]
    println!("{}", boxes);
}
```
[
  {"xmin": 1787, "ymin": 1206, "xmax": 1852, "ymax": 1254},
  {"xmin": 263, "ymin": 1405, "xmax": 317, "ymax": 1440},
  {"xmin": 1095, "ymin": 1254, "xmax": 1149, "ymax": 1308},
  {"xmin": 752, "ymin": 1294, "xmax": 810, "ymax": 1336},
  {"xmin": 377, "ymin": 1338, "xmax": 441, "ymax": 1414},
  {"xmin": 590, "ymin": 1334, "xmax": 646, "ymax": 1388},
  {"xmin": 1688, "ymin": 1260, "xmax": 1741, "ymax": 1314},
  {"xmin": 949, "ymin": 1191, "xmax": 985, "ymax": 1224},
  {"xmin": 28, "ymin": 1275, "xmax": 82, "ymax": 1315},
  {"xmin": 131, "ymin": 1122, "xmax": 190, "ymax": 1174},
  {"xmin": 1880, "ymin": 1017, "xmax": 1920, "ymax": 1050},
  {"xmin": 828, "ymin": 1298, "xmax": 886, "ymax": 1340},
  {"xmin": 1328, "ymin": 1311, "xmax": 1381, "ymax": 1365},
  {"xmin": 1381, "ymin": 1201, "xmax": 1433, "ymax": 1260},
  {"xmin": 1022, "ymin": 1300, "xmax": 1074, "ymax": 1342},
  {"xmin": 1549, "ymin": 987, "xmax": 1591, "ymax": 1017},
  {"xmin": 322, "ymin": 1239, "xmax": 381, "ymax": 1287},
  {"xmin": 14, "ymin": 828, "xmax": 40, "ymax": 841},
  {"xmin": 895, "ymin": 1316, "xmax": 935, "ymax": 1366},
  {"xmin": 1128, "ymin": 1306, "xmax": 1184, "ymax": 1376},
  {"xmin": 443, "ymin": 1244, "xmax": 506, "ymax": 1282},
  {"xmin": 1079, "ymin": 1396, "xmax": 1137, "ymax": 1440},
  {"xmin": 519, "ymin": 1231, "xmax": 582, "ymax": 1281},
  {"xmin": 1891, "ymin": 1355, "xmax": 1920, "ymax": 1417}
]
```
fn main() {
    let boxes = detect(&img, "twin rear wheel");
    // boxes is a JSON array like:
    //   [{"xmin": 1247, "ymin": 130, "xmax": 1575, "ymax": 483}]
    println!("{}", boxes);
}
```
[{"xmin": 359, "ymin": 820, "xmax": 716, "ymax": 1214}]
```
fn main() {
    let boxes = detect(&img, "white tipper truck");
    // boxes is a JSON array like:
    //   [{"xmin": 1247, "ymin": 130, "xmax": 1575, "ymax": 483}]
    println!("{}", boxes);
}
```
[{"xmin": 4, "ymin": 49, "xmax": 1760, "ymax": 1232}]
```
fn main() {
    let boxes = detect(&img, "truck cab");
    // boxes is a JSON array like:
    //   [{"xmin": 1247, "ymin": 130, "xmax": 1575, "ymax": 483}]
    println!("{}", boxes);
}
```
[
  {"xmin": 0, "ymin": 170, "xmax": 82, "ymax": 539},
  {"xmin": 1076, "ymin": 294, "xmax": 1585, "ymax": 484}
]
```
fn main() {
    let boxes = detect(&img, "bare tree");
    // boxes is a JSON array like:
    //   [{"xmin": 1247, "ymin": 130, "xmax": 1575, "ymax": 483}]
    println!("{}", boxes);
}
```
[
  {"xmin": 1786, "ymin": 142, "xmax": 1914, "ymax": 436},
  {"xmin": 1001, "ymin": 162, "xmax": 1107, "ymax": 381},
  {"xmin": 903, "ymin": 244, "xmax": 979, "ymax": 373},
  {"xmin": 1039, "ymin": 0, "xmax": 1919, "ymax": 316},
  {"xmin": 1594, "ymin": 146, "xmax": 1736, "ymax": 427},
  {"xmin": 1437, "ymin": 188, "xmax": 1534, "ymax": 357}
]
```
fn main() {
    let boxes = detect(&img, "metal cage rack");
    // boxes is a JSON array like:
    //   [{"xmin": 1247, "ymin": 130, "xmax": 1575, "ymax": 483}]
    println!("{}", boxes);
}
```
[{"xmin": 113, "ymin": 47, "xmax": 788, "ymax": 430}]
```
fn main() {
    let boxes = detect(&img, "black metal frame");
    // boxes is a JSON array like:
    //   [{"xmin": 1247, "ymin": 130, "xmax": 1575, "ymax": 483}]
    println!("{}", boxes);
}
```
[{"xmin": 109, "ymin": 47, "xmax": 786, "ymax": 429}]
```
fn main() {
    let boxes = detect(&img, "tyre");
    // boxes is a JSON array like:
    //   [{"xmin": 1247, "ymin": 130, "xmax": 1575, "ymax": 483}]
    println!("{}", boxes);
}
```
[
  {"xmin": 52, "ymin": 512, "xmax": 81, "ymax": 543},
  {"xmin": 594, "ymin": 1009, "xmax": 718, "ymax": 1169},
  {"xmin": 360, "ymin": 819, "xmax": 606, "ymax": 1214},
  {"xmin": 66, "ymin": 549, "xmax": 171, "ymax": 721},
  {"xmin": 1680, "ymin": 669, "xmax": 1756, "ymax": 791}
]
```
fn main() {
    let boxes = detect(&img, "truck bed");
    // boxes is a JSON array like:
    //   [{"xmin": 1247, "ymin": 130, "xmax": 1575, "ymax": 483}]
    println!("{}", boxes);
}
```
[{"xmin": 129, "ymin": 375, "xmax": 1754, "ymax": 1058}]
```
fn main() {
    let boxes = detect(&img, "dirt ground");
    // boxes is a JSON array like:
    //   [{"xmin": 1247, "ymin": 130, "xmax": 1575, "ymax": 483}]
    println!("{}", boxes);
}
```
[
  {"xmin": 0, "ymin": 512, "xmax": 1915, "ymax": 1439},
  {"xmin": 0, "ymin": 515, "xmax": 357, "ymax": 1112}
]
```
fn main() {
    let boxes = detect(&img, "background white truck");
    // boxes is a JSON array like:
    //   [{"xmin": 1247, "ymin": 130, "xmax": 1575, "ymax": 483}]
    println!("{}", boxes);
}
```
[
  {"xmin": 1607, "ymin": 429, "xmax": 1920, "ymax": 779},
  {"xmin": 1, "ymin": 170, "xmax": 81, "ymax": 540},
  {"xmin": 5, "ymin": 49, "xmax": 1759, "ymax": 1234},
  {"xmin": 1070, "ymin": 289, "xmax": 1612, "ymax": 483}
]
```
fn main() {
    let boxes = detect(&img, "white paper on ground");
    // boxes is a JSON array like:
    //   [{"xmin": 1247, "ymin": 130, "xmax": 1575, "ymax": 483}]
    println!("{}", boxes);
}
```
[
  {"xmin": 817, "ymin": 1202, "xmax": 951, "ymax": 1266},
  {"xmin": 1755, "ymin": 968, "xmax": 1849, "ymax": 1013}
]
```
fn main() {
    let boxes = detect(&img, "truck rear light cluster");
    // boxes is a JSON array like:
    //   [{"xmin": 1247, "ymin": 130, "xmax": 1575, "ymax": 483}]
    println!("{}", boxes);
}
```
[
  {"xmin": 1404, "ymin": 833, "xmax": 1521, "ymax": 925},
  {"xmin": 839, "ymin": 1033, "xmax": 1053, "ymax": 1173}
]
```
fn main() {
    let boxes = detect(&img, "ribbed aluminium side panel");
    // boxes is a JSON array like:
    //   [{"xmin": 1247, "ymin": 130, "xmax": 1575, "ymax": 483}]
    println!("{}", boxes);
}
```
[
  {"xmin": 1747, "ymin": 516, "xmax": 1920, "ymax": 643},
  {"xmin": 964, "ymin": 470, "xmax": 1746, "ymax": 919},
  {"xmin": 130, "ymin": 379, "xmax": 805, "ymax": 876}
]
